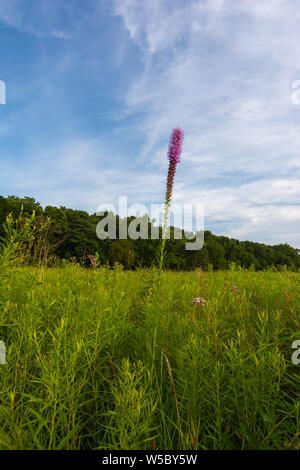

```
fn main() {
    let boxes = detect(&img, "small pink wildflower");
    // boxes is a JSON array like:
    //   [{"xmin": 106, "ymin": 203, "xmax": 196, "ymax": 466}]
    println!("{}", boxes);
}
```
[
  {"xmin": 190, "ymin": 297, "xmax": 206, "ymax": 307},
  {"xmin": 230, "ymin": 285, "xmax": 240, "ymax": 293}
]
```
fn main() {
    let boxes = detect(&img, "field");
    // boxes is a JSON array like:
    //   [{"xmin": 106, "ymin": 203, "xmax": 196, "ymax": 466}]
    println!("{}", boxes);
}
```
[{"xmin": 0, "ymin": 263, "xmax": 299, "ymax": 450}]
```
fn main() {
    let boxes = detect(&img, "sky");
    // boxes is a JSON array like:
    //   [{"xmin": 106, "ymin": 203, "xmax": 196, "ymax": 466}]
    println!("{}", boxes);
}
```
[{"xmin": 0, "ymin": 0, "xmax": 300, "ymax": 247}]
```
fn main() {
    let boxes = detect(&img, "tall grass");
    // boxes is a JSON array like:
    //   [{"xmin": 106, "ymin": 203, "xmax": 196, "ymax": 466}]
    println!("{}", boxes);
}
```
[{"xmin": 0, "ymin": 250, "xmax": 299, "ymax": 449}]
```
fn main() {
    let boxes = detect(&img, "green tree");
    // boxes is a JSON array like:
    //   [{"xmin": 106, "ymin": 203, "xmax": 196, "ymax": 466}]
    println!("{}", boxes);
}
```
[{"xmin": 108, "ymin": 240, "xmax": 136, "ymax": 269}]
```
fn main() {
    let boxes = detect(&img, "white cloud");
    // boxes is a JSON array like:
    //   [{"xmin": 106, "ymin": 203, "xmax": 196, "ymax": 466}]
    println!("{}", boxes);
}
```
[
  {"xmin": 175, "ymin": 177, "xmax": 300, "ymax": 246},
  {"xmin": 0, "ymin": 0, "xmax": 72, "ymax": 38},
  {"xmin": 2, "ymin": 1, "xmax": 300, "ymax": 248},
  {"xmin": 0, "ymin": 137, "xmax": 164, "ymax": 214},
  {"xmin": 112, "ymin": 0, "xmax": 300, "ymax": 246}
]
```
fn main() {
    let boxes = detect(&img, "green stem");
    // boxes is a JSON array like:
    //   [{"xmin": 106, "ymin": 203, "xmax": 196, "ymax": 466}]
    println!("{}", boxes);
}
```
[{"xmin": 159, "ymin": 200, "xmax": 171, "ymax": 272}]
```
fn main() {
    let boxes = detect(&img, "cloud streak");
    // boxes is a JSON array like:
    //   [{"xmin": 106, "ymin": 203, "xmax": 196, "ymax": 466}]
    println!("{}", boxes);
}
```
[
  {"xmin": 1, "ymin": 0, "xmax": 300, "ymax": 248},
  {"xmin": 113, "ymin": 0, "xmax": 300, "ymax": 247},
  {"xmin": 0, "ymin": 0, "xmax": 75, "ymax": 38}
]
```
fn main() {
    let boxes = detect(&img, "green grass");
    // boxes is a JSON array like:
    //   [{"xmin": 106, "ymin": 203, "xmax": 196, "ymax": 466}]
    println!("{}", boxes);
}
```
[{"xmin": 0, "ymin": 264, "xmax": 299, "ymax": 450}]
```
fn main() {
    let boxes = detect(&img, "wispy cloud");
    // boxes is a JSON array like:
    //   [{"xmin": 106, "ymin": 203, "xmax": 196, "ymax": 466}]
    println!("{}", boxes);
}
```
[
  {"xmin": 112, "ymin": 0, "xmax": 300, "ymax": 247},
  {"xmin": 0, "ymin": 0, "xmax": 74, "ymax": 38},
  {"xmin": 0, "ymin": 137, "xmax": 164, "ymax": 214},
  {"xmin": 1, "ymin": 1, "xmax": 300, "ymax": 247}
]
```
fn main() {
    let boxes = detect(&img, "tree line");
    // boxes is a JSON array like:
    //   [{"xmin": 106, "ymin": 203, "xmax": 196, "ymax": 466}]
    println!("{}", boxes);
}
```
[{"xmin": 1, "ymin": 195, "xmax": 299, "ymax": 270}]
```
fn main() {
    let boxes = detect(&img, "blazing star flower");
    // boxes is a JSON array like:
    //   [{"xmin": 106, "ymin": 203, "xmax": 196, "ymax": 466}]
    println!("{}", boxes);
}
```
[
  {"xmin": 190, "ymin": 297, "xmax": 206, "ymax": 306},
  {"xmin": 165, "ymin": 128, "xmax": 184, "ymax": 206},
  {"xmin": 159, "ymin": 127, "xmax": 184, "ymax": 272}
]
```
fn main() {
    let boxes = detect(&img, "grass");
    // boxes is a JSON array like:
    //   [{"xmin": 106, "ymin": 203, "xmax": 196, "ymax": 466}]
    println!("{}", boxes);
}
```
[{"xmin": 0, "ymin": 262, "xmax": 299, "ymax": 450}]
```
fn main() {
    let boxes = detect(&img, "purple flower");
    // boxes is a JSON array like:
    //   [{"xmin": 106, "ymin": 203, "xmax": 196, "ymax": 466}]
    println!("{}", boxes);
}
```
[
  {"xmin": 230, "ymin": 285, "xmax": 240, "ymax": 293},
  {"xmin": 159, "ymin": 128, "xmax": 184, "ymax": 271},
  {"xmin": 165, "ymin": 128, "xmax": 184, "ymax": 206},
  {"xmin": 168, "ymin": 127, "xmax": 184, "ymax": 164}
]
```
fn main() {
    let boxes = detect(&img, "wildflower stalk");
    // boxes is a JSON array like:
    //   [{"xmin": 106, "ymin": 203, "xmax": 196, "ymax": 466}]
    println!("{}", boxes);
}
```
[{"xmin": 159, "ymin": 128, "xmax": 184, "ymax": 272}]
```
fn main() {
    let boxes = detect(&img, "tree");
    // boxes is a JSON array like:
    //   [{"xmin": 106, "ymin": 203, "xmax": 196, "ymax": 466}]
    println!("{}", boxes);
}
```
[
  {"xmin": 108, "ymin": 240, "xmax": 136, "ymax": 269},
  {"xmin": 1, "ymin": 195, "xmax": 300, "ymax": 271},
  {"xmin": 206, "ymin": 239, "xmax": 226, "ymax": 270}
]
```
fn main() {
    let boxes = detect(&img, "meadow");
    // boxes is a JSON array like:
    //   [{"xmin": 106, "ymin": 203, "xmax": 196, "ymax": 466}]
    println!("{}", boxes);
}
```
[{"xmin": 0, "ymin": 261, "xmax": 299, "ymax": 450}]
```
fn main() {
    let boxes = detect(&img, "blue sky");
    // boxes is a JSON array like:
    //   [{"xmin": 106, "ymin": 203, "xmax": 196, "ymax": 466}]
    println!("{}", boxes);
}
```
[{"xmin": 0, "ymin": 0, "xmax": 300, "ymax": 247}]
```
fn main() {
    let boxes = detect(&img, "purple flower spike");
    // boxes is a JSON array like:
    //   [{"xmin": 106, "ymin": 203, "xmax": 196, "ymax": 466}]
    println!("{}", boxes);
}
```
[
  {"xmin": 165, "ymin": 128, "xmax": 184, "ymax": 207},
  {"xmin": 159, "ymin": 127, "xmax": 184, "ymax": 271},
  {"xmin": 168, "ymin": 127, "xmax": 184, "ymax": 164}
]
